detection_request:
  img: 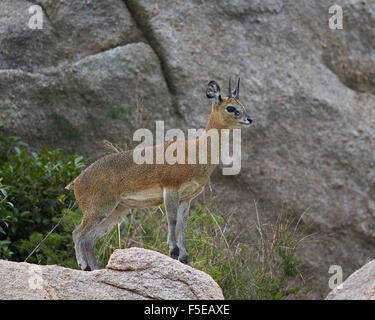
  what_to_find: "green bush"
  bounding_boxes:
[15,209,82,268]
[0,127,85,265]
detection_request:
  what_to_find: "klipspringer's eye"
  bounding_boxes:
[226,106,236,113]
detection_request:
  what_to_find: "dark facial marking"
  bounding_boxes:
[226,105,241,118]
[226,106,236,113]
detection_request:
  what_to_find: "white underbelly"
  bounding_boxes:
[121,186,162,202]
[120,181,203,208]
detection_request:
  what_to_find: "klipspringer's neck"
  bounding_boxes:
[197,105,232,165]
[205,105,229,131]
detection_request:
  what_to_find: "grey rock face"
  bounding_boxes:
[0,247,224,300]
[35,0,143,63]
[0,0,142,71]
[63,42,176,128]
[0,0,374,298]
[0,0,178,156]
[0,0,59,71]
[326,260,375,300]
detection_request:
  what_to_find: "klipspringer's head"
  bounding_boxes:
[206,77,253,129]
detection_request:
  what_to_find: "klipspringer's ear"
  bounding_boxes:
[206,81,222,104]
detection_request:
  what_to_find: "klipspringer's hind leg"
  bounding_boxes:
[73,223,101,271]
[76,202,131,270]
[73,200,118,271]
[93,202,130,244]
[177,200,191,264]
[163,188,180,260]
[73,224,91,271]
[79,229,100,271]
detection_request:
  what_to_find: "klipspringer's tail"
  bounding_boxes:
[65,181,74,190]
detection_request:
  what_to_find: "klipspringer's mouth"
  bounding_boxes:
[237,121,252,127]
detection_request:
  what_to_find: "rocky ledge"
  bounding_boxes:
[0,247,224,300]
[326,260,375,300]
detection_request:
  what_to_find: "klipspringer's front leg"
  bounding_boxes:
[177,200,191,264]
[163,188,180,260]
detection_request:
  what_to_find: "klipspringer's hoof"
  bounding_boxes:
[179,256,188,264]
[170,247,180,260]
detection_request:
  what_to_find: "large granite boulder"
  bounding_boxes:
[0,247,224,300]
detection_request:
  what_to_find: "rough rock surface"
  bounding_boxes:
[0,0,142,71]
[0,247,224,300]
[0,0,374,298]
[0,0,180,156]
[326,260,375,300]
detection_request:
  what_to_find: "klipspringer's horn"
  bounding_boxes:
[235,77,240,99]
[228,77,240,99]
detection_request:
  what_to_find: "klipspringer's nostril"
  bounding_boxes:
[247,116,253,123]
